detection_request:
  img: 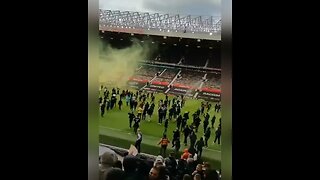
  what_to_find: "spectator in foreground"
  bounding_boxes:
[148,165,169,180]
[181,148,191,160]
[193,173,201,180]
[99,151,118,180]
[105,167,125,180]
[183,174,192,180]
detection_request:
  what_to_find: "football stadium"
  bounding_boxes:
[98,9,222,180]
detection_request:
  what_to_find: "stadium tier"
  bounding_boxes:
[100,30,221,101]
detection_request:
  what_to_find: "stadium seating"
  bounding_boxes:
[134,65,164,79]
[203,73,221,89]
[173,70,205,88]
[153,68,179,83]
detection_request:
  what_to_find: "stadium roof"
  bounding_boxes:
[99,9,221,40]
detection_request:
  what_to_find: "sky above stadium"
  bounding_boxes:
[99,0,221,16]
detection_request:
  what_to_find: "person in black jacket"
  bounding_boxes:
[214,126,221,145]
[142,102,149,121]
[128,112,135,128]
[165,152,177,179]
[172,128,180,148]
[181,117,187,131]
[133,116,140,135]
[195,137,205,158]
[100,103,105,117]
[118,99,123,110]
[194,116,201,133]
[183,111,189,120]
[135,129,143,153]
[147,103,155,121]
[175,159,187,180]
[98,96,102,104]
[158,106,164,124]
[122,155,145,180]
[204,127,211,147]
[168,107,174,120]
[203,113,209,133]
[110,94,117,109]
[164,119,169,134]
[189,131,197,155]
[183,125,191,146]
[174,139,181,158]
[106,99,111,111]
[201,103,205,115]
[211,114,216,128]
[214,103,218,112]
[176,114,182,131]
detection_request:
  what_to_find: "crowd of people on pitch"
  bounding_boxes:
[100,148,221,180]
[99,86,153,118]
[147,101,221,161]
[99,86,222,158]
[99,88,222,179]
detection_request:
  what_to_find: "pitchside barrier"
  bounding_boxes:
[127,80,147,89]
[144,81,169,93]
[196,87,221,101]
[100,143,157,160]
[167,86,195,97]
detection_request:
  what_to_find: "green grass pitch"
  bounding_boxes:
[99,89,221,167]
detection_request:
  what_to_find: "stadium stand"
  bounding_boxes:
[203,73,221,89]
[173,70,205,88]
[98,9,222,180]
